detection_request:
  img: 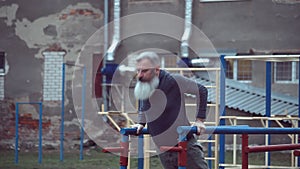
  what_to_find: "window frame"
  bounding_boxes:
[226,59,252,83]
[274,61,299,84]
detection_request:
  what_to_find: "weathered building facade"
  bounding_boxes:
[0,0,299,149]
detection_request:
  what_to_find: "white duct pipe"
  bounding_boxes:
[107,0,120,61]
[181,0,193,58]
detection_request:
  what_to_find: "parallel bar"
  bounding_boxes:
[247,144,300,153]
[38,103,43,164]
[15,102,43,104]
[219,55,226,169]
[122,126,300,135]
[15,102,43,164]
[80,66,86,160]
[138,135,144,169]
[242,134,249,169]
[64,62,85,68]
[224,55,300,62]
[207,136,212,169]
[60,63,65,161]
[120,128,149,135]
[205,126,300,134]
[266,61,272,167]
[15,103,19,164]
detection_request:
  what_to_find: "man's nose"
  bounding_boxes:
[137,72,143,79]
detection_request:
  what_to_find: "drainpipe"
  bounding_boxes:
[103,0,120,80]
[102,0,109,113]
[107,0,120,62]
[101,0,120,112]
[181,0,193,63]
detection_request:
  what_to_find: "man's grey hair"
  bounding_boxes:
[135,51,161,67]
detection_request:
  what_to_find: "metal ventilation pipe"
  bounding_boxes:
[181,0,193,58]
[107,0,120,61]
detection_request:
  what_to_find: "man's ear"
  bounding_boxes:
[155,67,160,76]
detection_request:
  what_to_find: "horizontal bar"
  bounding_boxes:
[178,126,300,135]
[120,128,150,135]
[64,62,85,68]
[121,126,300,135]
[163,67,221,71]
[102,147,124,153]
[16,102,42,105]
[160,146,183,152]
[247,144,300,153]
[224,55,300,62]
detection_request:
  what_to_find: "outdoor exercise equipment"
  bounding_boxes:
[220,55,300,168]
[61,63,86,161]
[107,126,300,169]
[100,54,300,168]
[15,102,43,164]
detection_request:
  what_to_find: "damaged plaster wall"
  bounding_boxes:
[0,1,105,150]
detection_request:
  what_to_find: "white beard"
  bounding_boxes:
[134,76,159,100]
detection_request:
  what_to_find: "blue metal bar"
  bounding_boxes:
[121,134,129,169]
[266,61,271,167]
[62,63,86,161]
[219,55,226,168]
[207,135,212,169]
[15,103,19,164]
[102,0,109,113]
[15,102,43,164]
[38,103,43,164]
[138,135,144,169]
[120,128,149,135]
[60,63,66,161]
[122,126,300,135]
[80,66,86,160]
[16,102,43,104]
[64,63,85,68]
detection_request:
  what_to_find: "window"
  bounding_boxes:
[226,59,252,82]
[275,61,299,83]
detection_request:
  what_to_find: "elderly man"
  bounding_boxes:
[133,51,208,169]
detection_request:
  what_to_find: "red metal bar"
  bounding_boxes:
[160,141,188,168]
[102,147,124,153]
[102,141,129,167]
[294,150,300,156]
[242,134,249,169]
[178,141,187,167]
[160,146,183,152]
[241,134,300,169]
[247,144,300,153]
[120,142,129,166]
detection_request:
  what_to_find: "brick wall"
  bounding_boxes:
[42,51,65,101]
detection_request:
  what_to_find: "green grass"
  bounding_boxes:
[0,149,294,169]
[224,150,292,167]
[0,148,163,169]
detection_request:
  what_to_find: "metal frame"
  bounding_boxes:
[15,102,43,164]
[220,55,300,168]
[60,63,86,161]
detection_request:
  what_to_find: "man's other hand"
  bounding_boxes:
[130,124,144,135]
[192,119,206,135]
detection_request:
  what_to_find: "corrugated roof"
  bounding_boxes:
[195,77,299,117]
